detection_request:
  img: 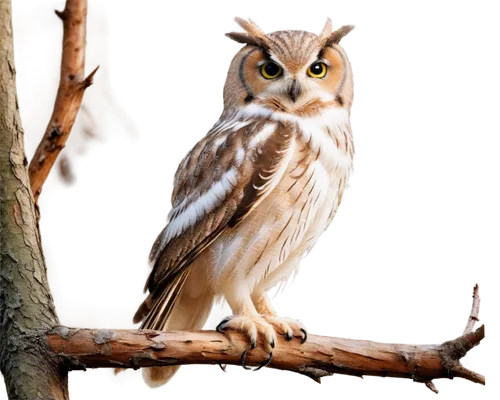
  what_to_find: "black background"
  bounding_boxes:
[3,1,490,400]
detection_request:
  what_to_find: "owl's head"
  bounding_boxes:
[223,18,354,116]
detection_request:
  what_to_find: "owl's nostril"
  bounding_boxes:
[288,79,301,103]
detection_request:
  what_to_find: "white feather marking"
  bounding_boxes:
[249,123,276,149]
[253,175,277,191]
[161,167,238,246]
[241,103,302,123]
[232,120,252,132]
[224,176,234,193]
[211,115,241,135]
[295,108,351,172]
[213,135,227,148]
[239,104,274,120]
[310,160,331,198]
[253,138,296,192]
[235,148,245,165]
[193,195,206,219]
[316,92,336,102]
[226,168,239,186]
[258,172,273,181]
[240,105,351,172]
[239,103,348,126]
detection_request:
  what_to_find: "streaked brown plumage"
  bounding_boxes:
[132,17,355,387]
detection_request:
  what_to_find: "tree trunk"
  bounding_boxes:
[0,1,68,398]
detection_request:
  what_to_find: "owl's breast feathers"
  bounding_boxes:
[138,108,352,328]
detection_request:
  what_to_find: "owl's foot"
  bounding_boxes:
[262,315,308,344]
[216,314,277,352]
[216,314,276,370]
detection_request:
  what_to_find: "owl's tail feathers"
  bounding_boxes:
[106,368,137,385]
[143,365,180,388]
[139,295,181,390]
[133,294,152,324]
[141,282,215,388]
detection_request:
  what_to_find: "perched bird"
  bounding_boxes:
[133,17,355,387]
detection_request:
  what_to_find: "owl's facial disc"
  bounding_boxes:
[240,46,345,112]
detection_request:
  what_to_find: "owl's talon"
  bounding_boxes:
[261,314,307,344]
[300,328,308,344]
[270,339,275,348]
[216,317,230,333]
[240,348,273,371]
[218,363,227,372]
[254,352,273,371]
[250,340,257,350]
[240,349,253,370]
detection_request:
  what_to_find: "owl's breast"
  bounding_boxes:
[207,109,353,292]
[282,116,353,250]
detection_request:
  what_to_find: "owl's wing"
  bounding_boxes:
[137,118,295,329]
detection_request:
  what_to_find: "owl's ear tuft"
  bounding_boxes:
[319,18,357,46]
[227,17,271,48]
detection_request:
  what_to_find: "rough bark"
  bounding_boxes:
[0,1,68,399]
[46,324,484,391]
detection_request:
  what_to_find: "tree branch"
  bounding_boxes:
[46,288,485,390]
[28,0,97,205]
[47,327,485,385]
[461,282,482,335]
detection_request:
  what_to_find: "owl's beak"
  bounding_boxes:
[288,80,302,103]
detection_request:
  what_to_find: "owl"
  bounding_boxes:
[133,17,354,387]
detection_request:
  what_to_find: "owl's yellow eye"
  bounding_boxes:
[260,62,282,79]
[307,62,327,78]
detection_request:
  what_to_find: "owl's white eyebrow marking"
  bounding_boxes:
[161,167,239,246]
[317,58,331,67]
[256,58,284,69]
[269,53,286,70]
